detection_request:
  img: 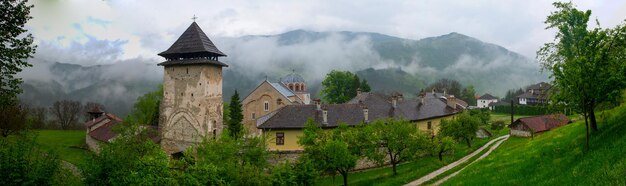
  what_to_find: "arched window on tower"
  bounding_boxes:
[289,84,294,91]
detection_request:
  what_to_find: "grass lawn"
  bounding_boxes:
[316,127,510,186]
[442,105,626,185]
[34,130,93,167]
[489,113,536,123]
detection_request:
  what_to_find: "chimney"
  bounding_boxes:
[446,95,456,109]
[322,106,328,125]
[356,88,362,96]
[443,89,447,96]
[419,93,425,105]
[432,89,435,94]
[314,99,321,110]
[362,105,369,123]
[392,96,397,108]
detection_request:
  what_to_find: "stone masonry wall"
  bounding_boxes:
[160,64,224,154]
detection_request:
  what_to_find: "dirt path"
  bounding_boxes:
[404,135,510,186]
[432,136,509,185]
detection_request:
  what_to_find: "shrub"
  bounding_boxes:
[491,120,505,130]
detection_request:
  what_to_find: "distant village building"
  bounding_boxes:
[241,71,311,136]
[477,93,498,109]
[256,90,467,151]
[517,82,552,105]
[509,114,569,137]
[157,22,228,154]
[84,106,123,153]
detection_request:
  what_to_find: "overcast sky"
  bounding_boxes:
[26,0,626,65]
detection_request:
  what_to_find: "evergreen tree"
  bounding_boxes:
[0,0,35,107]
[227,90,243,138]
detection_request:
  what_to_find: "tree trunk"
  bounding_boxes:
[589,107,598,132]
[583,113,589,151]
[438,149,444,161]
[341,171,348,186]
[392,162,398,175]
[466,138,471,147]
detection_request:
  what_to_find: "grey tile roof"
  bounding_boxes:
[280,73,305,84]
[270,82,296,98]
[158,22,226,59]
[258,92,463,129]
[478,93,498,100]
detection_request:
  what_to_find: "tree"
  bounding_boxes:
[538,2,626,138]
[430,136,455,161]
[0,103,28,137]
[227,90,243,138]
[369,119,428,175]
[425,78,462,97]
[439,112,480,147]
[321,70,369,104]
[360,79,371,92]
[461,85,477,106]
[50,100,82,130]
[299,120,359,186]
[28,106,47,129]
[129,85,162,126]
[0,0,35,107]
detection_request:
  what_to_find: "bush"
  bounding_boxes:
[0,133,61,185]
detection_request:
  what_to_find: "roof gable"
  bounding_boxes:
[478,93,498,100]
[158,22,226,59]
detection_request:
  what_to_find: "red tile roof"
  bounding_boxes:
[87,113,123,142]
[513,114,569,133]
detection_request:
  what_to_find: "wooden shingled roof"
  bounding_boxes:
[158,22,226,60]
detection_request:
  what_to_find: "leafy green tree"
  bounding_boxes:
[425,78,462,97]
[270,162,297,186]
[321,70,369,104]
[469,109,490,125]
[439,112,480,147]
[227,90,243,138]
[360,79,372,92]
[368,119,428,175]
[299,120,359,186]
[430,136,455,161]
[129,85,162,126]
[0,133,60,185]
[538,2,626,138]
[0,0,35,107]
[461,85,477,106]
[185,133,269,185]
[83,122,173,185]
[292,156,319,186]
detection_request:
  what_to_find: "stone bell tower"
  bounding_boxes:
[157,21,228,154]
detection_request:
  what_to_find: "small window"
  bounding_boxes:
[252,113,256,120]
[427,121,432,130]
[276,132,284,145]
[264,101,269,111]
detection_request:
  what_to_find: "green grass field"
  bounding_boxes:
[489,113,535,123]
[442,105,626,185]
[317,127,509,186]
[34,130,93,167]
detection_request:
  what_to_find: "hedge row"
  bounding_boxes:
[493,105,550,115]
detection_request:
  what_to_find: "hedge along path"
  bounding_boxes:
[404,135,510,186]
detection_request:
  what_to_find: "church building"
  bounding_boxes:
[157,21,228,154]
[241,71,311,136]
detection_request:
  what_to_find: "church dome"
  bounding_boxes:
[280,72,305,84]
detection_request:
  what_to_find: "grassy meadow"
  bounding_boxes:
[442,105,626,185]
[34,130,93,167]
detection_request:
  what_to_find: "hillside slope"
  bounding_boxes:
[442,105,626,185]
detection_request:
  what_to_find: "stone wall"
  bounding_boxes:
[510,129,531,137]
[160,64,224,154]
[85,134,101,154]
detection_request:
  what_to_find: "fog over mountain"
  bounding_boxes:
[19,30,549,116]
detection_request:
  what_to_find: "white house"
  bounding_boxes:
[477,93,498,109]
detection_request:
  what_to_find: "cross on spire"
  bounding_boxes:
[192,15,198,22]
